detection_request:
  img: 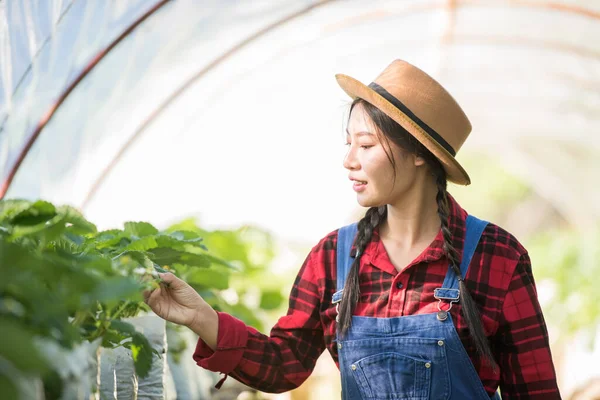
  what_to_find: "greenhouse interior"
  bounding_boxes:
[1,0,599,399]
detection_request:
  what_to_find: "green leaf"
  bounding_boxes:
[201,253,237,270]
[124,222,158,238]
[186,267,230,290]
[93,230,128,249]
[109,320,137,335]
[131,332,154,379]
[0,317,50,374]
[5,200,56,226]
[149,247,211,268]
[8,206,95,243]
[125,236,158,252]
[58,206,97,235]
[167,230,204,242]
[110,321,155,378]
[89,277,142,305]
[259,290,285,310]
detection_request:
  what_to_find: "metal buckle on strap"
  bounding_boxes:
[332,289,344,304]
[332,290,344,322]
[434,288,460,321]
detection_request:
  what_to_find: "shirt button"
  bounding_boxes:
[438,340,444,346]
[395,281,403,289]
[351,364,357,371]
[337,343,342,349]
[425,362,431,369]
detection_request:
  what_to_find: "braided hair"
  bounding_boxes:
[337,98,497,369]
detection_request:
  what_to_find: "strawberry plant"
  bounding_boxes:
[0,199,283,399]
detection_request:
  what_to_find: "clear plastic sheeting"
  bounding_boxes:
[0,0,599,241]
[0,0,163,185]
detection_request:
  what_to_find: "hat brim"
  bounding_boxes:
[336,73,471,186]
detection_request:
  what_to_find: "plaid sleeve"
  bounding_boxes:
[193,247,326,393]
[496,252,562,399]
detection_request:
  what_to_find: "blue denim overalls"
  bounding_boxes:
[332,215,501,399]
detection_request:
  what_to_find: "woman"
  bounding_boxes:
[145,60,561,399]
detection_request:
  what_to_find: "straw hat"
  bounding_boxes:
[336,60,472,185]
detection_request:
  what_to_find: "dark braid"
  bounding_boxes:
[435,173,497,370]
[337,205,387,336]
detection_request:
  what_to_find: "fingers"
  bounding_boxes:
[158,272,182,288]
[143,288,153,304]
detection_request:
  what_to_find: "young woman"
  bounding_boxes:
[145,60,561,399]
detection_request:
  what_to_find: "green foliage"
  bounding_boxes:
[0,200,283,398]
[165,219,286,332]
[527,226,600,340]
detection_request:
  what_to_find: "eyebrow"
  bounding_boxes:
[345,129,375,137]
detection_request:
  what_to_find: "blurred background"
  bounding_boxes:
[1,0,599,398]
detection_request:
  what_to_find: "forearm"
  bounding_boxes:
[186,301,219,350]
[192,312,325,393]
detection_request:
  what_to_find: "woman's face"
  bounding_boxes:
[344,103,424,208]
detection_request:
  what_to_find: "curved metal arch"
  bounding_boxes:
[0,0,172,199]
[78,0,598,207]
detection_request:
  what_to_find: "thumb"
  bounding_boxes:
[158,272,185,288]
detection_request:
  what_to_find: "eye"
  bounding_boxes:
[360,145,373,150]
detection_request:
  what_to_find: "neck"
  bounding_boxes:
[380,177,442,250]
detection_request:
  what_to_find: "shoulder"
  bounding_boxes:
[473,219,529,287]
[303,223,358,272]
[479,220,528,262]
[295,227,349,296]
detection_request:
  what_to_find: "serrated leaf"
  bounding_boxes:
[149,247,211,268]
[92,229,127,249]
[155,233,207,251]
[9,200,56,226]
[58,206,97,235]
[124,222,158,238]
[131,332,154,378]
[125,236,158,251]
[110,321,154,378]
[110,320,137,335]
[122,251,155,270]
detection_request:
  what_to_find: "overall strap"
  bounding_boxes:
[434,215,488,300]
[333,223,358,303]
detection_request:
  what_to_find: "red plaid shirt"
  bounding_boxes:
[193,194,561,399]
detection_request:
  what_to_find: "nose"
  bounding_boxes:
[343,146,359,170]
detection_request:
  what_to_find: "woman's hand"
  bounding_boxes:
[144,272,205,327]
[144,272,219,349]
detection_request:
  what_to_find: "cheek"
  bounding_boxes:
[364,158,396,187]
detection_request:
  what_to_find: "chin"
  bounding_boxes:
[356,195,383,209]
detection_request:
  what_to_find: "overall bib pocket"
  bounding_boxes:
[349,352,432,399]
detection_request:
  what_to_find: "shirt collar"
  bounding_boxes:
[349,193,468,273]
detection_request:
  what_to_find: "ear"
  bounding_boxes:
[413,154,426,167]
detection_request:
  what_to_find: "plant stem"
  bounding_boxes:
[111,300,131,321]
